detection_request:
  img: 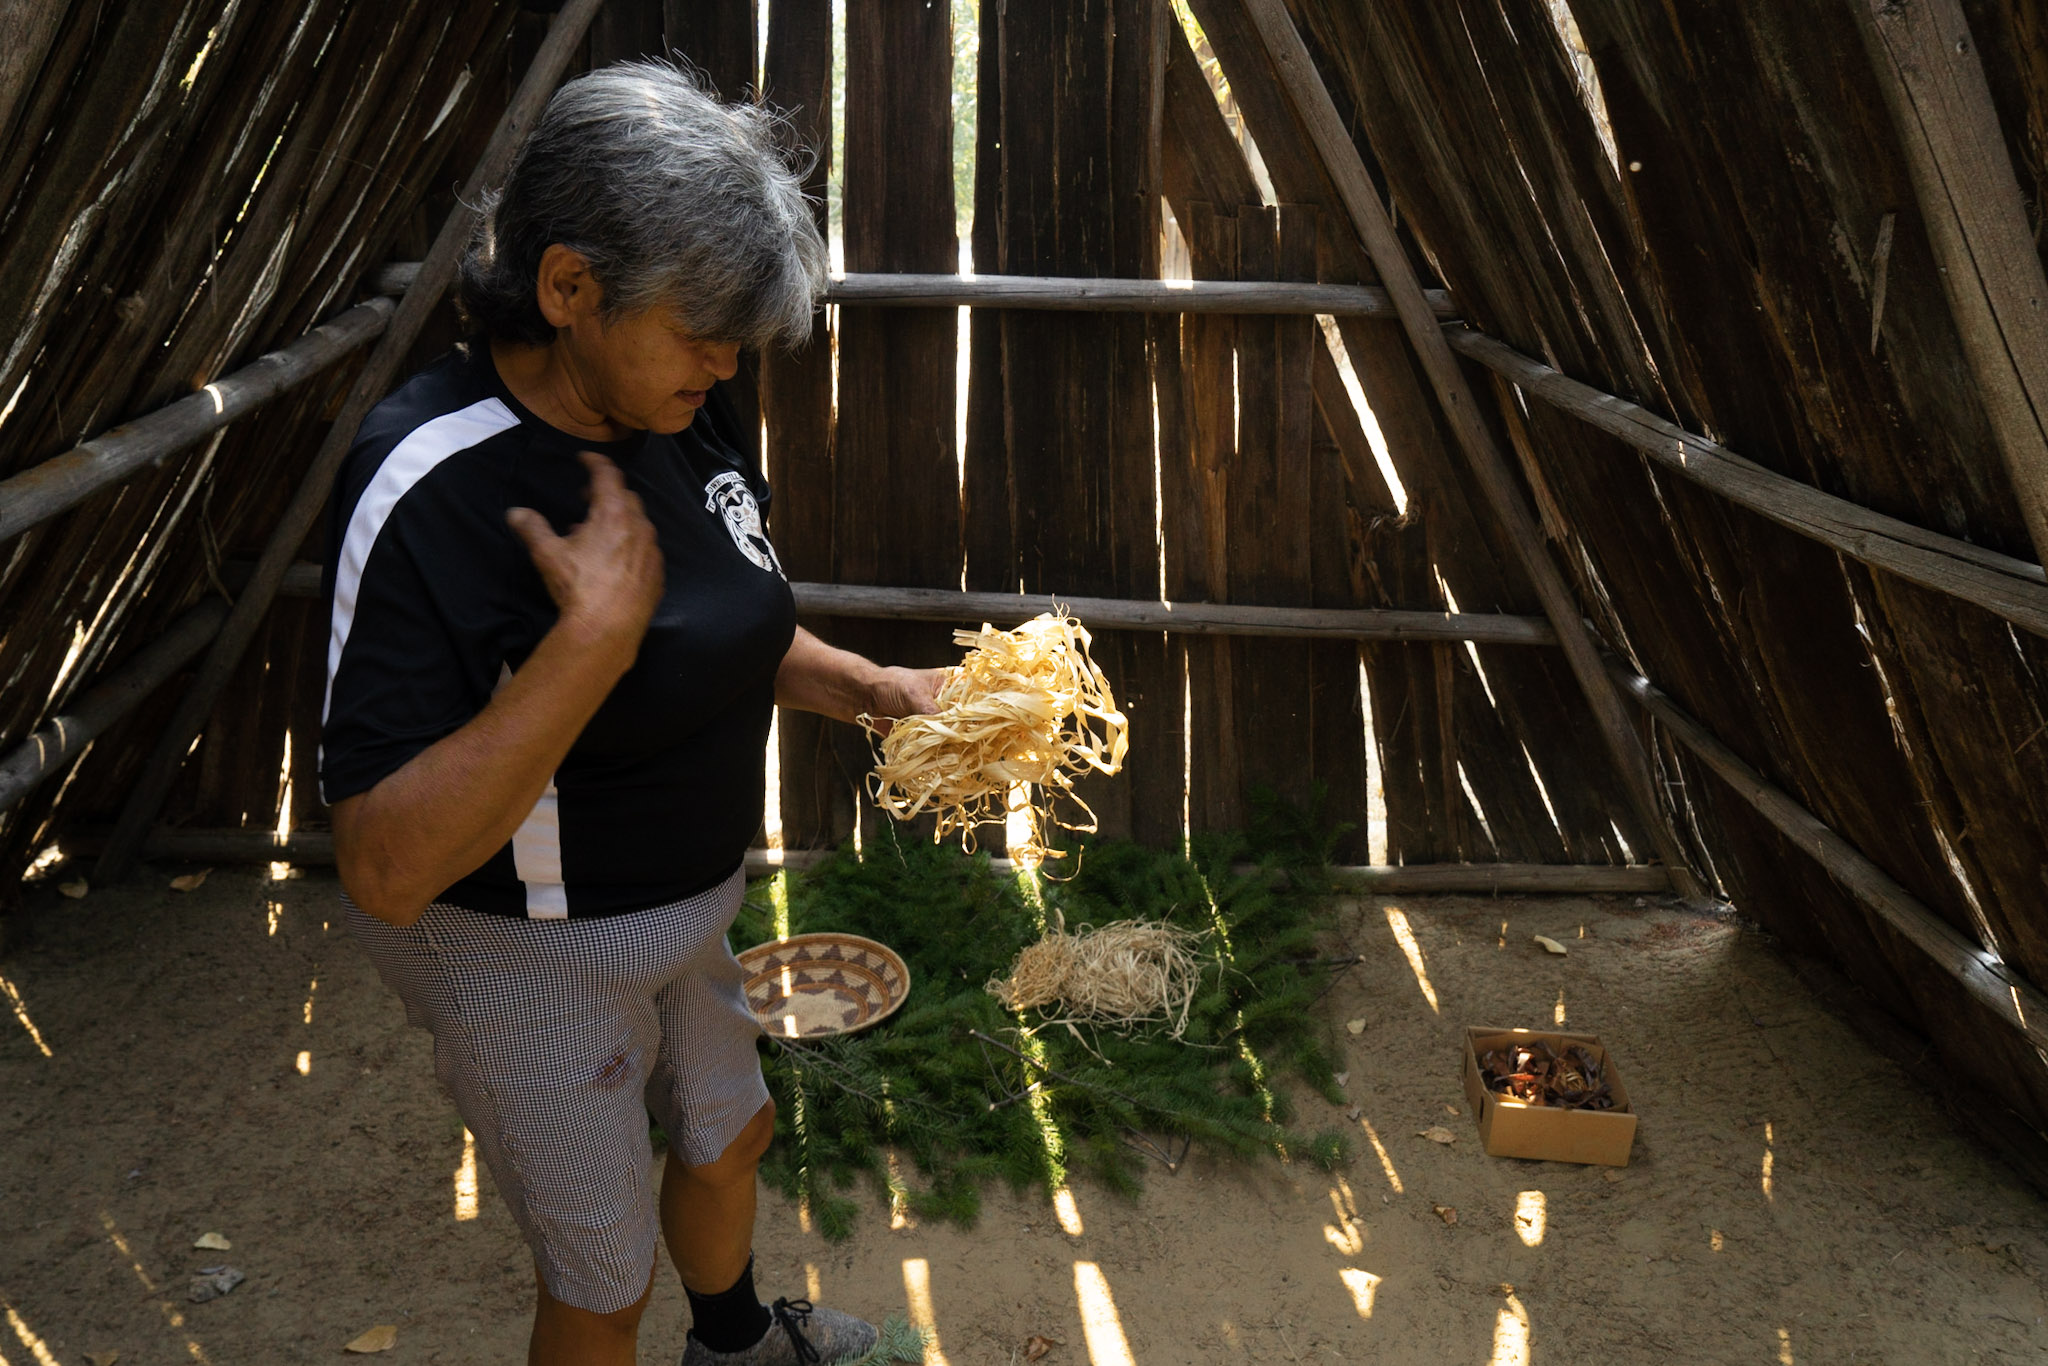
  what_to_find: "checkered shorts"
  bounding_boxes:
[345,864,769,1313]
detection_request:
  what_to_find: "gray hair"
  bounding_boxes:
[459,59,826,349]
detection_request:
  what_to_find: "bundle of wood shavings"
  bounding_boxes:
[988,919,1204,1038]
[862,612,1128,865]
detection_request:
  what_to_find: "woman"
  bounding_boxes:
[320,61,935,1366]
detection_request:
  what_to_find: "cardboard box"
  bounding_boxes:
[1463,1026,1637,1167]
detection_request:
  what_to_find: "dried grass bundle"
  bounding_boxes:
[862,612,1128,864]
[988,920,1205,1038]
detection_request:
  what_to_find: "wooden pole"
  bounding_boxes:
[1614,662,2048,1055]
[785,584,1557,644]
[1446,328,2048,632]
[0,298,394,544]
[243,559,1561,643]
[1235,0,1701,896]
[823,271,1442,316]
[368,260,1454,318]
[1855,0,2048,568]
[1325,862,1669,894]
[92,0,611,885]
[0,598,228,815]
[66,824,1669,893]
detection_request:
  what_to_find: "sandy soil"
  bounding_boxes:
[3,863,2046,1366]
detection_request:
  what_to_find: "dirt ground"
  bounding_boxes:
[3,863,2047,1366]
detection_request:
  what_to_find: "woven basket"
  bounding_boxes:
[737,932,912,1040]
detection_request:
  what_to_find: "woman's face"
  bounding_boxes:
[569,303,740,436]
[532,244,741,436]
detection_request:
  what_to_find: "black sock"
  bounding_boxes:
[685,1255,773,1354]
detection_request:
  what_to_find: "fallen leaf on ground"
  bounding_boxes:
[1345,1105,1363,1122]
[192,1231,231,1251]
[169,868,212,892]
[1345,1018,1366,1035]
[1023,1335,1062,1361]
[86,1353,119,1366]
[57,879,87,899]
[1602,1169,1624,1183]
[345,1325,398,1354]
[1443,1104,1460,1116]
[1333,1071,1349,1087]
[1433,1204,1459,1226]
[1532,934,1568,955]
[1417,1126,1457,1144]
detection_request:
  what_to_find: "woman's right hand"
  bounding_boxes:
[505,451,664,668]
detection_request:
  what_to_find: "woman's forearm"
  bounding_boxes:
[773,625,883,723]
[774,627,947,733]
[331,619,633,925]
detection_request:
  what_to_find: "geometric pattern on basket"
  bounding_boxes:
[735,931,912,1039]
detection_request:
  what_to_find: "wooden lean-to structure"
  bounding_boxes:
[4,0,2048,1177]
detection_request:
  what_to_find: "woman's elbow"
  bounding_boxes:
[335,855,426,927]
[331,798,427,927]
[340,873,428,928]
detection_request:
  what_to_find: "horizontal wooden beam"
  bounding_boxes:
[788,583,1557,644]
[368,260,1455,318]
[59,826,1659,894]
[1612,660,2048,1054]
[254,562,1557,645]
[0,598,227,814]
[0,299,394,544]
[1327,862,1670,893]
[1448,327,2048,634]
[822,272,1445,316]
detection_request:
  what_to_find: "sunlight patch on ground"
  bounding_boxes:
[1053,1187,1084,1236]
[97,1212,210,1361]
[1382,906,1440,1013]
[901,1259,949,1366]
[1337,1268,1380,1319]
[1073,1262,1136,1366]
[1356,1116,1403,1192]
[1514,1191,1547,1247]
[454,1129,478,1222]
[4,1301,61,1366]
[1491,1290,1530,1366]
[0,974,52,1057]
[1324,1178,1365,1255]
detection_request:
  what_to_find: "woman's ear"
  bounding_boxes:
[534,243,604,330]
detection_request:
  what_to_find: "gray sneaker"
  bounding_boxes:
[681,1298,879,1366]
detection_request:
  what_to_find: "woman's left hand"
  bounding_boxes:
[865,666,947,736]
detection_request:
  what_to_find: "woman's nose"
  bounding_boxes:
[705,340,741,381]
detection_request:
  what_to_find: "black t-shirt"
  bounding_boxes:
[319,342,796,918]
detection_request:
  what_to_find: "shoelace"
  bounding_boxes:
[768,1297,821,1365]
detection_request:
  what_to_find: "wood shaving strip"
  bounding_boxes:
[863,613,1128,863]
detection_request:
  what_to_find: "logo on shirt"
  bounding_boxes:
[704,471,784,577]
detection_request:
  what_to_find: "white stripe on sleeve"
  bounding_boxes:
[322,397,519,726]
